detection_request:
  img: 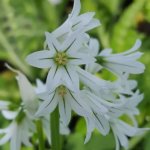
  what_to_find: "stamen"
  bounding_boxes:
[54,52,68,66]
[58,85,67,97]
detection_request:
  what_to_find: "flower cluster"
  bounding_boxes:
[0,0,148,150]
[0,66,69,150]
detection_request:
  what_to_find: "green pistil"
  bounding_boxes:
[54,52,68,66]
[58,85,67,97]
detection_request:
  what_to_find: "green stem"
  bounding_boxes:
[36,119,45,150]
[50,107,61,150]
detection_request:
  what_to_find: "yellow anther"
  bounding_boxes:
[58,85,67,97]
[54,52,68,65]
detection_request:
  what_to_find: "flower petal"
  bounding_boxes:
[26,50,54,68]
[36,92,58,116]
[2,110,18,120]
[58,97,71,126]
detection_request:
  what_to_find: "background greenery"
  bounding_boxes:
[0,0,150,149]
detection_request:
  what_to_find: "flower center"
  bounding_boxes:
[54,52,68,66]
[58,85,67,97]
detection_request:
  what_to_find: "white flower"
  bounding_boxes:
[36,83,92,126]
[80,90,110,143]
[5,64,39,117]
[114,73,137,95]
[77,67,117,101]
[26,32,95,92]
[35,79,47,94]
[96,39,145,76]
[80,89,123,143]
[51,0,100,42]
[0,101,35,150]
[0,117,35,150]
[110,119,147,150]
[35,80,70,143]
[106,92,143,120]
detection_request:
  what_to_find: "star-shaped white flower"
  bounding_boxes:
[26,32,95,92]
[36,82,92,126]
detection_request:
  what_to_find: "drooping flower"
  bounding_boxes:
[85,38,145,76]
[0,118,35,150]
[96,39,145,76]
[51,0,100,42]
[110,119,147,150]
[36,82,92,126]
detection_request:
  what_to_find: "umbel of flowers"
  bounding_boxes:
[0,0,148,150]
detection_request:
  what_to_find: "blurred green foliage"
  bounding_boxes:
[0,0,150,149]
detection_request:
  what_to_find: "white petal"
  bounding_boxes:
[82,91,108,113]
[21,130,32,147]
[46,65,63,92]
[69,52,95,65]
[35,79,46,94]
[0,100,9,110]
[77,67,115,99]
[67,33,90,54]
[26,50,54,68]
[0,133,11,145]
[16,72,38,115]
[86,63,102,74]
[59,97,72,126]
[84,117,94,144]
[61,29,83,52]
[63,65,79,92]
[6,64,38,116]
[66,91,90,117]
[10,127,21,150]
[36,92,58,116]
[114,133,120,150]
[89,38,100,55]
[45,32,60,51]
[99,48,112,56]
[60,122,70,135]
[42,117,51,144]
[94,113,110,135]
[69,0,81,18]
[117,132,128,148]
[82,19,100,32]
[2,110,18,120]
[72,12,95,29]
[121,39,142,55]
